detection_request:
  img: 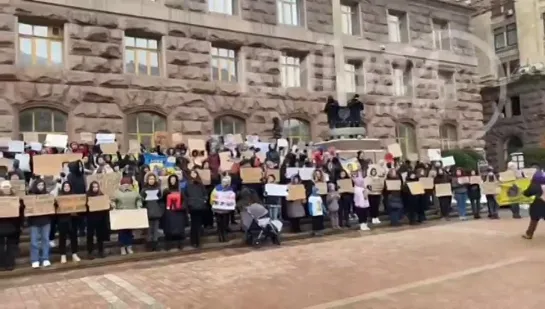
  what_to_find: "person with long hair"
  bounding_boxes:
[522,171,545,239]
[184,170,208,248]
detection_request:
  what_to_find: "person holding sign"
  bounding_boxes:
[263,174,282,221]
[0,181,21,271]
[353,177,370,231]
[162,175,186,251]
[452,168,469,220]
[210,176,236,243]
[112,176,143,255]
[402,171,421,225]
[434,168,452,219]
[308,186,325,236]
[337,170,353,228]
[483,168,500,219]
[521,171,545,239]
[27,179,53,269]
[184,170,208,248]
[55,182,82,264]
[367,167,383,225]
[140,174,165,252]
[384,169,403,226]
[85,181,109,259]
[286,175,306,233]
[467,169,482,219]
[326,183,341,229]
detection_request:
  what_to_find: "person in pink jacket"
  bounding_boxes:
[353,175,370,231]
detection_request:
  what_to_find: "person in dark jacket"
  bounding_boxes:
[140,173,164,251]
[162,175,186,251]
[434,168,452,220]
[263,174,282,221]
[0,181,21,271]
[337,170,353,227]
[7,159,25,181]
[347,94,364,128]
[85,181,109,259]
[55,181,81,264]
[28,178,53,269]
[324,95,339,128]
[67,160,87,237]
[467,169,482,219]
[402,171,420,225]
[265,143,281,168]
[384,169,403,226]
[184,170,208,248]
[522,171,545,239]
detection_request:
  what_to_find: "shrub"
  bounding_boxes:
[520,148,545,168]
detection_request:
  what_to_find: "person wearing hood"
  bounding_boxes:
[347,94,364,128]
[140,173,164,251]
[137,165,151,193]
[27,178,53,269]
[402,171,421,225]
[483,167,499,219]
[434,168,452,220]
[8,159,25,181]
[55,181,81,264]
[210,175,236,242]
[265,143,281,168]
[286,175,306,233]
[67,159,86,237]
[112,176,143,255]
[367,166,383,225]
[184,170,208,248]
[308,185,326,236]
[452,168,468,220]
[384,169,403,226]
[521,171,545,239]
[353,174,370,230]
[162,174,186,251]
[0,181,21,271]
[85,181,109,259]
[324,95,339,129]
[467,169,482,219]
[94,155,114,174]
[337,170,353,228]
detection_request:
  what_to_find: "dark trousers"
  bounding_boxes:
[438,196,452,218]
[510,204,521,218]
[470,198,481,218]
[486,195,499,218]
[86,215,107,255]
[165,235,183,250]
[405,201,417,224]
[389,208,403,226]
[354,207,369,224]
[0,234,17,270]
[311,216,324,232]
[368,195,381,218]
[339,199,351,226]
[190,211,204,247]
[49,218,57,241]
[290,218,301,233]
[58,218,79,255]
[215,213,229,242]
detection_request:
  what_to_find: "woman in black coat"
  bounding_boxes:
[162,174,186,251]
[522,172,545,239]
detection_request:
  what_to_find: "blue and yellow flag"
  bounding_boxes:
[496,178,534,206]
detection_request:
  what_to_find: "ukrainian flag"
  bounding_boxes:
[496,178,535,206]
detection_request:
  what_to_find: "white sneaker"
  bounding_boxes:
[374,218,381,224]
[60,255,67,264]
[359,223,370,231]
[49,240,56,248]
[31,262,40,269]
[72,253,81,262]
[126,246,134,255]
[42,260,51,267]
[120,247,127,255]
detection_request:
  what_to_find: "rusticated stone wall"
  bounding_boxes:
[481,76,545,168]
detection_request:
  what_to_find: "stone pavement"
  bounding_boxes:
[1,218,544,309]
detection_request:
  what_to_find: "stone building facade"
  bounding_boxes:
[0,0,483,155]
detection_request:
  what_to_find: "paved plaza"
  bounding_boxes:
[1,218,544,309]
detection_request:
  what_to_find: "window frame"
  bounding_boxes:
[124,36,160,76]
[438,70,456,100]
[277,0,299,26]
[506,23,517,46]
[19,108,68,143]
[387,10,408,43]
[439,123,458,150]
[432,18,451,51]
[127,112,167,148]
[211,46,238,83]
[17,22,64,67]
[280,54,302,88]
[208,0,234,15]
[213,116,246,136]
[283,118,311,146]
[395,122,417,156]
[494,28,506,50]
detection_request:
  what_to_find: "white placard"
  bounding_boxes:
[298,168,315,180]
[285,167,299,178]
[277,138,288,148]
[45,134,68,148]
[30,142,42,151]
[144,189,159,201]
[15,153,30,172]
[427,148,442,161]
[246,135,259,144]
[212,190,236,211]
[265,184,288,197]
[441,156,455,167]
[96,133,115,145]
[8,140,24,153]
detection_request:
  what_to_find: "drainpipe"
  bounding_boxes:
[331,0,347,106]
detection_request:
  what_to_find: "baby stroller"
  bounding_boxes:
[241,203,282,247]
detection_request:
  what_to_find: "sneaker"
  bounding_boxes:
[42,260,51,267]
[373,218,381,224]
[72,254,81,262]
[31,262,40,269]
[49,240,56,248]
[126,246,134,255]
[60,255,67,264]
[359,223,370,231]
[120,247,127,255]
[522,234,532,240]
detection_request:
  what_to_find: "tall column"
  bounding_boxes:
[331,0,347,106]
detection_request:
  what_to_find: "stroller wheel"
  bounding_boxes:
[252,238,261,247]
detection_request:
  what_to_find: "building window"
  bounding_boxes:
[345,62,357,93]
[506,23,517,46]
[504,136,523,162]
[340,3,359,35]
[494,28,505,50]
[392,64,412,96]
[18,23,63,67]
[280,54,302,88]
[283,118,311,145]
[214,115,246,136]
[127,112,166,148]
[19,108,67,142]
[440,123,458,150]
[510,95,521,116]
[208,0,233,15]
[387,10,408,43]
[125,36,160,76]
[395,122,417,156]
[439,70,456,100]
[432,19,450,50]
[277,0,299,26]
[509,59,520,75]
[211,47,237,82]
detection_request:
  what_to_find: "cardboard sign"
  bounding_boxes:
[481,182,499,195]
[0,158,13,170]
[80,132,94,144]
[287,184,306,201]
[86,172,122,198]
[109,209,149,230]
[387,143,402,158]
[23,132,39,143]
[171,133,184,146]
[499,170,516,182]
[265,184,288,196]
[369,177,384,192]
[315,182,328,195]
[427,148,441,161]
[419,177,434,190]
[408,182,424,195]
[457,176,469,184]
[435,183,452,197]
[469,176,482,184]
[407,153,419,162]
[522,168,537,179]
[0,196,20,218]
[9,180,26,197]
[33,153,82,176]
[23,195,55,217]
[338,178,354,193]
[265,169,280,183]
[219,151,233,172]
[153,131,169,149]
[87,195,111,212]
[386,180,401,191]
[100,143,118,155]
[128,139,140,153]
[241,151,253,159]
[188,139,206,153]
[56,194,87,214]
[196,169,211,185]
[240,167,262,183]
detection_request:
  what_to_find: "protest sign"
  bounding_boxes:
[23,195,55,217]
[56,195,87,214]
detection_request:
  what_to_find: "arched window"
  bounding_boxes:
[127,112,166,148]
[19,108,67,142]
[504,136,524,167]
[283,118,311,145]
[440,123,458,150]
[395,122,417,156]
[213,115,246,136]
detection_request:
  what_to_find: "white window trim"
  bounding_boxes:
[431,19,451,51]
[280,54,302,88]
[210,46,238,83]
[208,0,234,15]
[277,0,300,26]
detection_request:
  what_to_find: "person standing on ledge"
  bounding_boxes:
[347,94,364,128]
[324,95,339,129]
